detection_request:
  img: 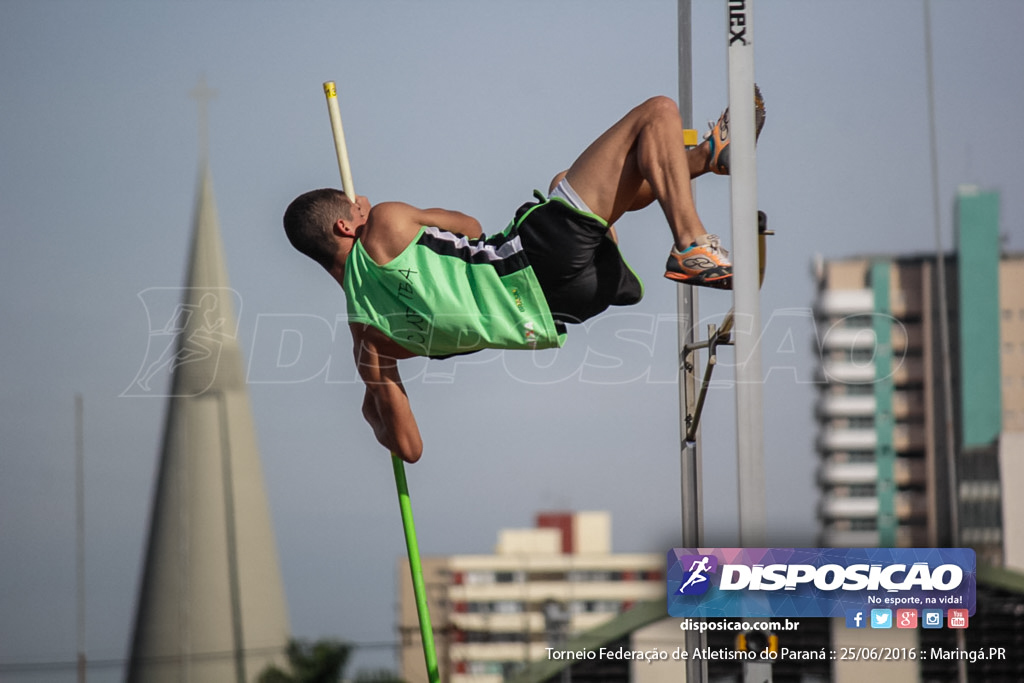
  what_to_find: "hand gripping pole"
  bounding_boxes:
[322,81,440,683]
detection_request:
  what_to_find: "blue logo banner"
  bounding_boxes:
[667,548,975,618]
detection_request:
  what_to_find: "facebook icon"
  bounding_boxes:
[845,609,867,629]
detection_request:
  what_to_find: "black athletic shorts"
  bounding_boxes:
[513,191,643,325]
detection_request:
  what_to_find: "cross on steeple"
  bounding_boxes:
[189,75,217,161]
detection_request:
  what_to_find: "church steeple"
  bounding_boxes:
[127,80,289,682]
[189,74,216,164]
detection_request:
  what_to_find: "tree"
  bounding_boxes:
[258,639,405,683]
[258,639,349,683]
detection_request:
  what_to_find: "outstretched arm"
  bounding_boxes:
[360,203,483,265]
[415,207,483,238]
[351,323,423,463]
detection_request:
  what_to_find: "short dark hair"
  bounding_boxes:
[282,188,352,269]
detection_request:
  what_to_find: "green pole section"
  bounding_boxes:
[871,261,896,547]
[392,455,440,683]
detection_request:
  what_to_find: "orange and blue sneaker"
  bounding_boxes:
[664,234,732,289]
[705,84,766,175]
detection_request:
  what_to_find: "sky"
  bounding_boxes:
[2,0,1023,680]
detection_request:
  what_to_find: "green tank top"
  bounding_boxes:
[343,225,564,357]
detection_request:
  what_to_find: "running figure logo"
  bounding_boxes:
[122,287,242,398]
[677,554,718,596]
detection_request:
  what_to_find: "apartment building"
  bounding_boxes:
[397,511,663,683]
[813,187,1024,682]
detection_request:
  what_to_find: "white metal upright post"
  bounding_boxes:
[726,0,767,550]
[678,3,707,682]
[727,5,771,680]
[677,0,703,560]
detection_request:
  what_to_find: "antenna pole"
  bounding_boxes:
[75,394,86,683]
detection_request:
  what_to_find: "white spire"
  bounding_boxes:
[127,158,290,682]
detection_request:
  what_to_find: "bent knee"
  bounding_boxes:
[640,95,681,124]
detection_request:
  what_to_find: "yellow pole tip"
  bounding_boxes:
[683,129,700,147]
[323,82,337,98]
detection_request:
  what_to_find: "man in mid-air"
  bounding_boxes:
[283,90,765,462]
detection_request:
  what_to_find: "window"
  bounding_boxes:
[467,661,505,674]
[850,349,876,363]
[493,601,523,614]
[849,484,876,497]
[570,600,619,613]
[843,314,873,329]
[567,571,612,582]
[465,571,494,585]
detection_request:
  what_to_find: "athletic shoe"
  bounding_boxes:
[664,234,732,289]
[705,84,766,175]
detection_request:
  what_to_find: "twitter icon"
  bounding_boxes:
[870,609,892,629]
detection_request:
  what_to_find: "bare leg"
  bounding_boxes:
[550,147,710,210]
[622,143,712,213]
[562,97,712,251]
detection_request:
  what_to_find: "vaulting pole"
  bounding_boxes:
[323,81,440,683]
[393,457,441,683]
[324,82,356,203]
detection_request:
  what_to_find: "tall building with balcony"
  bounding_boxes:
[813,187,1022,563]
[813,255,936,550]
[813,187,1024,682]
[396,511,664,683]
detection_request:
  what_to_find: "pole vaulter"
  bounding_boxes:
[323,81,441,683]
[283,59,768,683]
